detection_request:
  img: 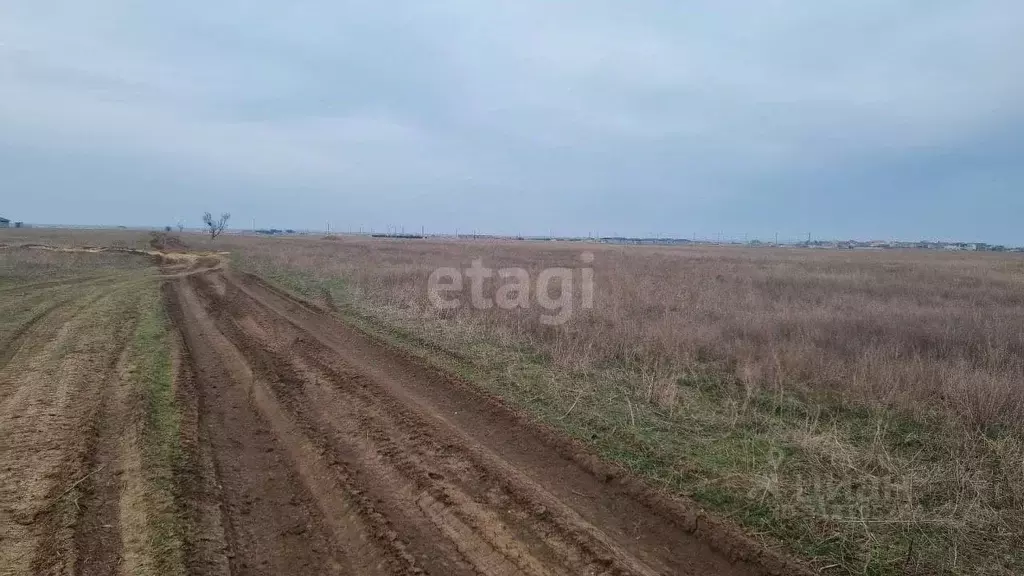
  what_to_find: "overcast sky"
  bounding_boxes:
[2,2,1022,243]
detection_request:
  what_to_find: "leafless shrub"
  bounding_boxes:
[202,212,231,240]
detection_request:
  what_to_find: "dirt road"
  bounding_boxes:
[164,268,797,576]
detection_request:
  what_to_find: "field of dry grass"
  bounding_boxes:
[5,228,1022,574]
[222,233,1024,575]
[224,235,1024,430]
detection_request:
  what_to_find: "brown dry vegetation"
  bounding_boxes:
[5,228,1022,574]
[222,234,1024,575]
[225,235,1024,432]
[0,241,185,575]
[2,230,800,575]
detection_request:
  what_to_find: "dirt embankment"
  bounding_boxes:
[164,268,805,576]
[149,232,189,253]
[0,241,226,276]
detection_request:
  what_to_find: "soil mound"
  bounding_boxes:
[149,232,189,252]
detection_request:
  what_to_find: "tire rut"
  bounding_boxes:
[0,298,71,373]
[0,281,144,410]
[196,275,626,575]
[0,277,132,378]
[166,277,410,576]
[72,286,144,576]
[0,272,121,297]
[234,273,790,574]
[171,268,803,576]
[0,283,143,575]
[166,298,231,576]
[195,276,533,576]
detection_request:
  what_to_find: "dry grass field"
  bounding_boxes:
[3,227,1022,575]
[225,233,1024,575]
[0,229,811,576]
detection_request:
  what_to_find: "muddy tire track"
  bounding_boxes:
[166,268,805,576]
[195,279,530,575]
[167,277,395,576]
[197,275,639,575]
[165,300,232,576]
[232,273,803,574]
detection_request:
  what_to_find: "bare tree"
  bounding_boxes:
[203,212,231,239]
[177,220,185,233]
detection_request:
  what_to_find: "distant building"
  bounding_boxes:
[0,216,10,228]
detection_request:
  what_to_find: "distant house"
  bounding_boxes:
[0,217,10,228]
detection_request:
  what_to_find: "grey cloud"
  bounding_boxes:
[1,1,1022,239]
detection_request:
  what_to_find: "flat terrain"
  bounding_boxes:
[0,234,798,575]
[165,267,785,575]
[0,247,167,575]
[224,233,1024,575]
[3,228,1022,575]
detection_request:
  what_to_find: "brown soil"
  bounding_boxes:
[72,305,141,575]
[0,282,143,575]
[149,232,190,253]
[163,268,806,576]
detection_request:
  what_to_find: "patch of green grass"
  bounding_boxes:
[129,283,186,576]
